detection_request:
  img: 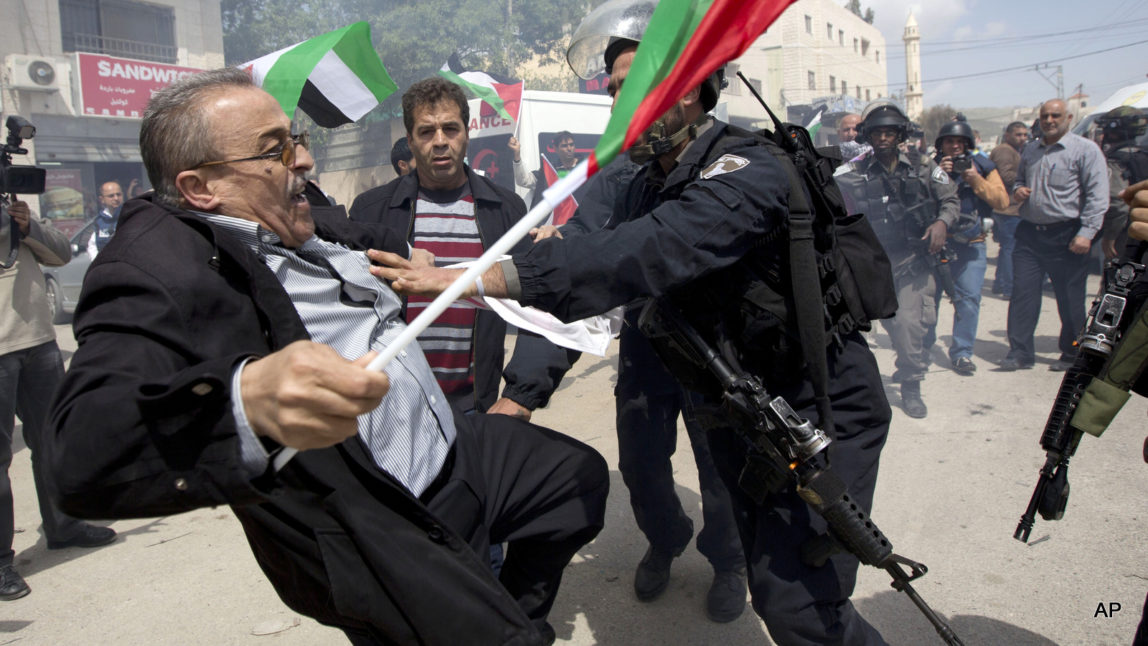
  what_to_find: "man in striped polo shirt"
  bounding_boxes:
[351,78,573,419]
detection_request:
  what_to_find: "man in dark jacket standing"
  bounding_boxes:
[47,68,607,646]
[350,78,571,419]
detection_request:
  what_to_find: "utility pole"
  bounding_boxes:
[1033,64,1064,99]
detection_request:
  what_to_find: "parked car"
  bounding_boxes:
[42,220,96,324]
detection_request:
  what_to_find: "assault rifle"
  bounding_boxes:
[638,299,964,646]
[1014,255,1146,543]
[901,198,963,304]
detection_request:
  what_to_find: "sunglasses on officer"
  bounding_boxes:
[194,132,310,169]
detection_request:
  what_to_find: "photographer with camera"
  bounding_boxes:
[925,117,1009,376]
[1,116,116,601]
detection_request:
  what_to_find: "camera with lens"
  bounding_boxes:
[1,115,47,196]
[950,153,973,174]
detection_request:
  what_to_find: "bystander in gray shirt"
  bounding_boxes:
[1013,131,1109,240]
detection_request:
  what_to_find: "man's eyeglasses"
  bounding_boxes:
[195,132,310,169]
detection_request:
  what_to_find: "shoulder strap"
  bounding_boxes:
[707,126,835,434]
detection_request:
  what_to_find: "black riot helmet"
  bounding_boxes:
[856,100,910,145]
[935,116,976,151]
[1100,106,1148,146]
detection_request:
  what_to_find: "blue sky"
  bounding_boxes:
[860,0,1148,110]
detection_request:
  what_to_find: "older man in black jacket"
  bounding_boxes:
[47,68,606,646]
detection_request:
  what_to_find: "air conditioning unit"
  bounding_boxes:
[4,55,70,92]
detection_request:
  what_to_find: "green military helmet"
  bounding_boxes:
[856,99,910,145]
[1100,106,1148,146]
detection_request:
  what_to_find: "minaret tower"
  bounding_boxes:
[903,11,923,120]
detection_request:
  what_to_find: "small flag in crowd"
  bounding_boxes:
[438,53,524,123]
[805,105,827,139]
[590,0,798,173]
[243,22,397,128]
[540,156,579,225]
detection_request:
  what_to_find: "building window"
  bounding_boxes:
[829,75,836,93]
[866,89,871,101]
[749,78,762,97]
[853,38,859,53]
[805,15,812,34]
[840,78,846,95]
[725,63,741,95]
[827,23,834,39]
[861,39,871,57]
[856,84,861,99]
[60,0,176,63]
[808,71,816,91]
[876,50,880,64]
[839,29,844,46]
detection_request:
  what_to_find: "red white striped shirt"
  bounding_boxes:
[407,185,483,400]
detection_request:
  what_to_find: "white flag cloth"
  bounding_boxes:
[448,258,622,356]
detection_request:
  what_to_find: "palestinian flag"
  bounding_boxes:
[243,22,397,128]
[805,105,827,140]
[589,0,797,174]
[541,156,579,225]
[438,54,523,123]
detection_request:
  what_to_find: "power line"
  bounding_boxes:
[883,38,1148,90]
[886,19,1148,60]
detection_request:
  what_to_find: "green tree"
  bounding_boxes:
[221,0,600,93]
[919,105,959,149]
[843,0,874,24]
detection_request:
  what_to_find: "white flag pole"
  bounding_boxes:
[273,159,592,471]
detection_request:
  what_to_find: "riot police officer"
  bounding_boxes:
[837,101,960,418]
[1099,106,1148,259]
[377,0,897,641]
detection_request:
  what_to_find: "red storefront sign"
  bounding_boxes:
[76,53,203,119]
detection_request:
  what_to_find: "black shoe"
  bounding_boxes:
[705,568,747,623]
[634,539,689,602]
[1049,355,1076,372]
[46,524,117,550]
[998,357,1034,371]
[952,357,976,376]
[0,565,30,601]
[900,382,927,419]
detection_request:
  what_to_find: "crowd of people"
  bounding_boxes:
[2,0,1146,644]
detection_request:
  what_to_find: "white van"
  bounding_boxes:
[1072,82,1148,139]
[464,90,612,217]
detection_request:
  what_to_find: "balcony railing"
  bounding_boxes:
[67,32,176,64]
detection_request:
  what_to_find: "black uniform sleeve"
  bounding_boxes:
[496,185,581,410]
[514,140,790,322]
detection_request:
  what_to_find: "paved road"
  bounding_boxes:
[4,248,1146,645]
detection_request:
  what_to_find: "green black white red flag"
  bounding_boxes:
[438,54,524,124]
[242,22,397,128]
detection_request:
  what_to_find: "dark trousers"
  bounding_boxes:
[1006,221,1092,363]
[615,327,743,572]
[703,334,891,645]
[425,414,609,633]
[0,341,81,567]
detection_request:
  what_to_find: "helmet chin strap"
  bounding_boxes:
[629,113,708,165]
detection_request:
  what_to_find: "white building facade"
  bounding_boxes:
[724,0,887,134]
[1,0,224,228]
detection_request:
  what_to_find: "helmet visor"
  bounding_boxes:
[566,0,658,80]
